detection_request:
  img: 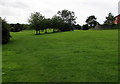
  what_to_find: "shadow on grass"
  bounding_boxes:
[34,31,73,36]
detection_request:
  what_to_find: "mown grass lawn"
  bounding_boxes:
[2,29,118,82]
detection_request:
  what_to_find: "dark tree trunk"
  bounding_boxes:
[36,29,40,35]
[53,29,55,33]
[45,29,47,33]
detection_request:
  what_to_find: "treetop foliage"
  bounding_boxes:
[104,13,114,25]
[57,9,77,25]
[28,10,77,34]
[2,18,11,44]
[86,15,97,28]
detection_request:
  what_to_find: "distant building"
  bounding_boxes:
[113,1,120,24]
[114,14,120,24]
[95,24,114,30]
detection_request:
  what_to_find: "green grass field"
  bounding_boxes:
[2,29,118,82]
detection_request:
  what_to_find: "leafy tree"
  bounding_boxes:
[11,23,23,32]
[57,9,76,31]
[51,15,73,32]
[82,24,89,30]
[62,23,72,31]
[104,13,114,25]
[22,24,30,30]
[0,17,1,44]
[42,18,51,33]
[2,18,11,44]
[28,12,45,35]
[74,24,81,30]
[51,15,64,32]
[86,15,97,28]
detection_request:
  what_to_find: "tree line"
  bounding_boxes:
[1,9,115,44]
[28,10,78,35]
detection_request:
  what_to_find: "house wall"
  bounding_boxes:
[114,15,120,24]
[117,16,120,24]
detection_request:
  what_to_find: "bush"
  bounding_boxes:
[59,23,74,32]
[10,23,24,32]
[23,24,31,30]
[113,24,120,29]
[74,24,81,30]
[82,24,89,30]
[2,19,11,44]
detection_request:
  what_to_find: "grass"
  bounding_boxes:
[2,29,118,82]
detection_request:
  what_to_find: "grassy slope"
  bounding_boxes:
[2,30,118,82]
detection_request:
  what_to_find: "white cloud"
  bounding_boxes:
[0,0,119,24]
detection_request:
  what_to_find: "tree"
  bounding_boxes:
[22,24,30,30]
[28,12,45,35]
[57,9,77,31]
[104,13,114,25]
[42,18,51,33]
[86,15,97,28]
[51,15,64,32]
[11,23,23,32]
[0,17,1,44]
[2,18,11,44]
[74,24,81,30]
[82,24,89,30]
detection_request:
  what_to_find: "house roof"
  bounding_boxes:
[114,14,120,18]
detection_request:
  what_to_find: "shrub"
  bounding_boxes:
[59,23,72,32]
[82,24,89,30]
[113,24,120,29]
[2,19,11,44]
[10,23,23,32]
[74,24,81,30]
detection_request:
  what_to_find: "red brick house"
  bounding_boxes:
[114,14,120,24]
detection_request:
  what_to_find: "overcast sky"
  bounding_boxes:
[0,0,119,25]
